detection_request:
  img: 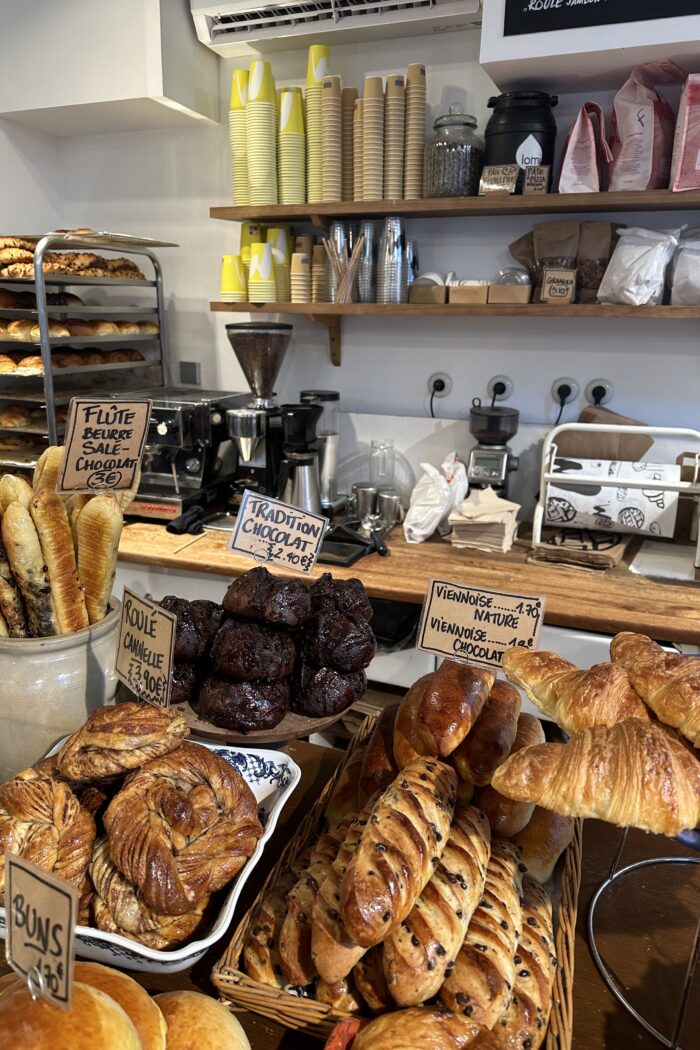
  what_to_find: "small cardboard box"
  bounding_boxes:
[449,284,489,304]
[409,284,447,305]
[487,284,532,305]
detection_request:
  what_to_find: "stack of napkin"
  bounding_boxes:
[448,488,520,553]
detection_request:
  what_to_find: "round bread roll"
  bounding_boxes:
[74,962,167,1050]
[138,321,160,334]
[155,991,251,1050]
[0,354,16,373]
[16,355,43,372]
[7,318,34,341]
[114,320,140,335]
[0,981,141,1050]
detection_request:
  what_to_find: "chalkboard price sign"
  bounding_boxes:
[505,0,698,37]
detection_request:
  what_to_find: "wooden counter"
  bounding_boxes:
[118,523,700,644]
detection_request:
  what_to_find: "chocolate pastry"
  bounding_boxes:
[196,676,289,732]
[171,661,199,706]
[303,610,376,673]
[309,573,372,623]
[291,663,366,718]
[211,619,296,681]
[222,566,311,628]
[159,596,224,662]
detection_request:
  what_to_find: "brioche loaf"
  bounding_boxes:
[510,807,575,884]
[452,681,521,787]
[358,701,400,802]
[473,714,546,838]
[243,866,299,988]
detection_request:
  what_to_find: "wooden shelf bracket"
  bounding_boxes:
[309,313,342,366]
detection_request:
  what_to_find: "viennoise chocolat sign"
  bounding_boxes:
[57,398,152,494]
[6,853,78,1009]
[418,578,545,669]
[228,490,326,575]
[115,587,176,707]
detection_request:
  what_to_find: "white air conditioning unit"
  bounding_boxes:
[191,0,482,56]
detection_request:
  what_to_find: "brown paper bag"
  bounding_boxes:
[576,222,613,303]
[554,405,654,461]
[533,221,580,301]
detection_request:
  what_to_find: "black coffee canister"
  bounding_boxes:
[484,91,558,193]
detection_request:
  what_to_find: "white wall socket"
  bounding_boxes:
[585,378,614,406]
[551,377,580,405]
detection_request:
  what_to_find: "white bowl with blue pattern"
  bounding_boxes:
[0,739,301,973]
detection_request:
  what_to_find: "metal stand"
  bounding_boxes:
[587,827,700,1049]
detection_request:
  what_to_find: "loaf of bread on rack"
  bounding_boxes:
[510,806,575,885]
[501,649,649,733]
[29,322,70,340]
[340,758,457,949]
[0,500,57,636]
[473,713,546,838]
[53,352,83,368]
[6,319,34,341]
[0,355,16,373]
[66,319,120,337]
[29,488,88,634]
[137,321,159,334]
[352,1006,505,1050]
[491,717,700,836]
[15,356,43,372]
[114,321,141,336]
[452,681,521,787]
[76,494,123,623]
[440,838,523,1027]
[495,876,556,1050]
[394,661,495,768]
[610,632,700,747]
[382,804,491,1007]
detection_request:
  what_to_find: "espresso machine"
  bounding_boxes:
[466,398,520,497]
[126,386,248,520]
[225,322,292,505]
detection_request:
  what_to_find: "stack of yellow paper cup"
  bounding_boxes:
[267,227,291,303]
[248,241,277,302]
[341,87,358,202]
[247,60,278,206]
[311,243,328,303]
[229,69,249,206]
[291,252,311,303]
[404,62,427,199]
[384,75,405,200]
[240,222,263,277]
[321,75,343,203]
[363,76,384,201]
[305,44,330,204]
[279,88,306,205]
[353,99,364,202]
[220,255,247,303]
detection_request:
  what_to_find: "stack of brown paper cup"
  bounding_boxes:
[305,44,330,204]
[404,62,427,199]
[247,60,278,206]
[342,87,358,202]
[311,244,329,303]
[353,99,364,202]
[384,74,405,200]
[291,252,311,303]
[295,234,314,256]
[321,75,343,203]
[363,76,384,201]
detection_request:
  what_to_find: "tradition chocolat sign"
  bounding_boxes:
[418,578,545,669]
[504,0,697,37]
[57,398,152,494]
[6,854,77,1008]
[229,490,326,575]
[115,587,176,707]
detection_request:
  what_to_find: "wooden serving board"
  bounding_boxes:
[173,702,348,746]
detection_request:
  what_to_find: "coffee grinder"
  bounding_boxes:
[467,397,520,496]
[225,322,292,504]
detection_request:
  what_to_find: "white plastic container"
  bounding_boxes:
[0,600,120,781]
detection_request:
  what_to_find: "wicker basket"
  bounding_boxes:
[212,714,584,1047]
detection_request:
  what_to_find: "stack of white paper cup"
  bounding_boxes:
[247,60,278,206]
[229,69,249,206]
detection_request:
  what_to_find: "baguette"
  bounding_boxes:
[279,813,354,985]
[33,446,64,493]
[394,661,494,768]
[440,838,523,1027]
[0,536,28,637]
[0,474,33,513]
[76,494,122,623]
[382,805,491,1007]
[29,489,88,634]
[1,501,57,636]
[65,494,91,552]
[496,876,557,1050]
[340,758,457,949]
[353,946,391,1013]
[352,1007,505,1050]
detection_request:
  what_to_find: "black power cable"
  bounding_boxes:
[554,383,572,426]
[429,376,446,418]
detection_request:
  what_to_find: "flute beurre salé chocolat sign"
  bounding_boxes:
[57,398,152,494]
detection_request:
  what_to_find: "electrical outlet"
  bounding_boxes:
[551,377,579,405]
[585,378,614,406]
[180,361,201,386]
[427,372,452,398]
[487,375,513,402]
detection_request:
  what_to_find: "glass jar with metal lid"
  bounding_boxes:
[424,103,484,198]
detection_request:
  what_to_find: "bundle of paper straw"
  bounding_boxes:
[323,233,365,304]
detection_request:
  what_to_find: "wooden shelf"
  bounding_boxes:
[210,189,700,226]
[210,301,700,365]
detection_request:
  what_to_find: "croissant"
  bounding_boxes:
[351,1007,504,1050]
[610,632,700,747]
[104,742,262,914]
[491,718,700,836]
[501,648,649,734]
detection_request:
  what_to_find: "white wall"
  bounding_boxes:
[0,118,63,232]
[10,27,700,439]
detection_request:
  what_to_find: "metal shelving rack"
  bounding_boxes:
[0,231,177,455]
